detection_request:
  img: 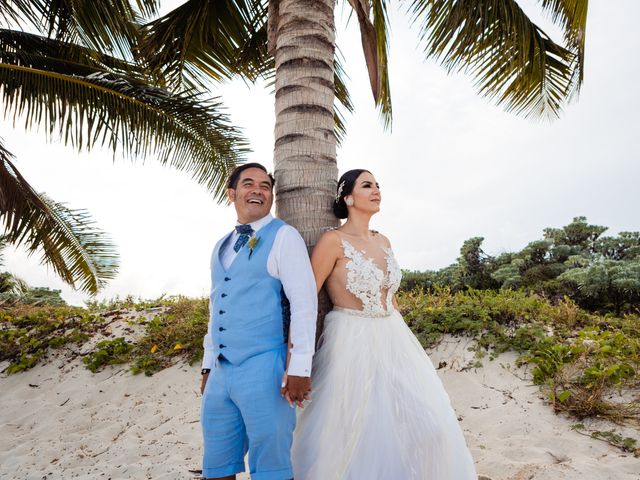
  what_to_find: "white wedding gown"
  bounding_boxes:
[292,239,477,479]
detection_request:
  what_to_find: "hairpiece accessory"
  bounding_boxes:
[336,180,345,202]
[345,197,354,206]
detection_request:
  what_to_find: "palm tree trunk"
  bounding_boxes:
[272,0,339,339]
[272,0,339,247]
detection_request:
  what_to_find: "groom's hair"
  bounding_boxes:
[227,163,274,190]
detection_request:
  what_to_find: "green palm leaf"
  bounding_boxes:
[2,0,159,56]
[0,32,248,200]
[409,0,586,119]
[537,0,588,92]
[138,0,265,89]
[334,50,355,144]
[0,28,147,77]
[371,0,392,127]
[0,1,32,25]
[0,139,118,294]
[138,0,355,144]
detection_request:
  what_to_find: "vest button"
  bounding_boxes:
[224,277,230,281]
[219,327,225,331]
[219,310,225,314]
[221,293,227,297]
[219,344,226,348]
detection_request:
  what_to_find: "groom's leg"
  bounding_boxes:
[201,360,248,480]
[231,349,296,480]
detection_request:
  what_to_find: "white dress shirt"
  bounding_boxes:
[202,214,317,377]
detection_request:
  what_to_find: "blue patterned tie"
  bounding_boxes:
[233,224,254,252]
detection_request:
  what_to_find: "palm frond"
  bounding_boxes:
[334,49,354,144]
[0,1,40,27]
[0,43,247,200]
[8,0,147,57]
[371,0,392,128]
[344,0,392,128]
[537,0,588,94]
[0,28,144,77]
[409,0,585,119]
[133,0,160,18]
[0,139,118,294]
[346,0,381,98]
[137,0,267,90]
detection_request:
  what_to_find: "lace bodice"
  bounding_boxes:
[341,239,402,316]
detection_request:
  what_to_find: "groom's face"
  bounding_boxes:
[227,167,274,223]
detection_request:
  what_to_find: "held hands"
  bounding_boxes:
[280,339,311,407]
[280,372,311,408]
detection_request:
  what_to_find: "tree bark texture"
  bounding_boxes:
[273,0,339,248]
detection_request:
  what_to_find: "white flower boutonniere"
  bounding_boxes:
[248,236,260,259]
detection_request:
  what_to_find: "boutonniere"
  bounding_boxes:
[248,236,261,259]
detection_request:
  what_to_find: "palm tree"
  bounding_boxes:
[0,1,248,294]
[2,0,590,295]
[138,0,589,248]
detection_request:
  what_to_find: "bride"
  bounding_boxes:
[291,169,478,479]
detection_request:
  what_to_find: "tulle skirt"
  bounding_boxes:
[292,307,477,480]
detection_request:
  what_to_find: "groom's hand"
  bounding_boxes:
[283,375,311,408]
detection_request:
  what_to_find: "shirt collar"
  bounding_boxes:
[235,213,273,234]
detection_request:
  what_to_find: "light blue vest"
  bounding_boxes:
[209,218,289,365]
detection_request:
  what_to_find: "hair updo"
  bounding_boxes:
[333,169,371,219]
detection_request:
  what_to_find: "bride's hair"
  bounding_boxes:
[333,169,371,219]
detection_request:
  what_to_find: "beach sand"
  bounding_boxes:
[1,334,638,480]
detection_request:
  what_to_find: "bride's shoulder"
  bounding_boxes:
[315,228,343,248]
[311,229,343,261]
[371,231,393,249]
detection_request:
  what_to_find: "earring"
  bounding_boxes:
[345,197,354,206]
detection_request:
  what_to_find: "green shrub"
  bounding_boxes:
[1,305,101,372]
[398,287,640,423]
[83,337,133,372]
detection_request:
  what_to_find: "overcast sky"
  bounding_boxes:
[2,1,639,306]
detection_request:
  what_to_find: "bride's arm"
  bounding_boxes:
[281,232,339,405]
[310,231,341,294]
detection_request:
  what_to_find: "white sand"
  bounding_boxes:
[1,335,638,480]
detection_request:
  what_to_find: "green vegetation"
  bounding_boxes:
[397,218,640,427]
[0,297,209,377]
[1,218,638,445]
[83,337,133,373]
[400,287,639,424]
[129,297,209,376]
[0,236,67,307]
[0,283,66,307]
[571,424,638,453]
[0,304,97,373]
[2,290,637,428]
[401,217,640,314]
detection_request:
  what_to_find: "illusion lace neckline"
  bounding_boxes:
[340,238,401,317]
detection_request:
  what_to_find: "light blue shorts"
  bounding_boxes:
[201,348,295,480]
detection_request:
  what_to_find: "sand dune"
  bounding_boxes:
[1,335,638,479]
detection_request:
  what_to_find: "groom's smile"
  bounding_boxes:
[227,167,274,223]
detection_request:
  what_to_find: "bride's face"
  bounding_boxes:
[347,171,381,215]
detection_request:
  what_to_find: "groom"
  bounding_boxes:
[200,163,317,480]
